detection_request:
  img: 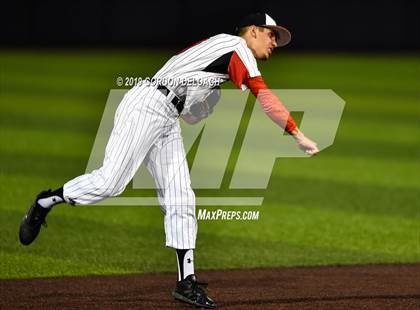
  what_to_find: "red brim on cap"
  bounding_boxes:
[263,25,292,47]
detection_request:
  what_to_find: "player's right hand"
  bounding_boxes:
[291,129,319,155]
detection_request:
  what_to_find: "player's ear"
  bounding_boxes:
[249,25,258,39]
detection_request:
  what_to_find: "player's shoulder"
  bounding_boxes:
[185,34,248,53]
[211,34,251,53]
[179,34,242,54]
[208,33,244,45]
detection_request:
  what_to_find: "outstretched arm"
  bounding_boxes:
[227,50,319,155]
[246,76,319,155]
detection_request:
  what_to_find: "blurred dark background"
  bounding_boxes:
[1,0,419,50]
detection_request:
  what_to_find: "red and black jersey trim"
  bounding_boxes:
[202,51,234,74]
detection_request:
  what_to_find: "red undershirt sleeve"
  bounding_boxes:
[228,51,297,133]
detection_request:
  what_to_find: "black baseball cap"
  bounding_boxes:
[235,12,291,47]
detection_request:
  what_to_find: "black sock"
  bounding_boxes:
[38,187,65,209]
[176,249,194,281]
[51,187,64,200]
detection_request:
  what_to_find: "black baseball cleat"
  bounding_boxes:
[19,190,53,245]
[172,274,216,309]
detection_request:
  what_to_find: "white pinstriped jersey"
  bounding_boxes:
[153,34,261,111]
[63,33,291,251]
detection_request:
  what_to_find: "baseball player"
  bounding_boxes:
[19,13,319,308]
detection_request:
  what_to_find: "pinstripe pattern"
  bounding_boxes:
[144,120,196,249]
[62,33,259,250]
[63,85,177,204]
[63,84,196,249]
[154,34,260,110]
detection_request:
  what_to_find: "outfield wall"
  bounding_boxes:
[1,0,419,50]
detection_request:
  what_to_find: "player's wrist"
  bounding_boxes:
[290,128,304,141]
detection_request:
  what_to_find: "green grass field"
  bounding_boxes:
[0,50,419,279]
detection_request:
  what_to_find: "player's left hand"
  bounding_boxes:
[181,113,202,125]
[189,86,221,119]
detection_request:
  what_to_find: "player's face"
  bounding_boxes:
[254,27,278,60]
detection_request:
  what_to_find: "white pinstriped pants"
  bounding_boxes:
[63,85,197,249]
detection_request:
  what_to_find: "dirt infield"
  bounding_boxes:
[1,264,419,309]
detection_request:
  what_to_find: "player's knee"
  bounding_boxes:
[93,169,128,198]
[100,185,125,198]
[163,187,195,207]
[186,188,196,206]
